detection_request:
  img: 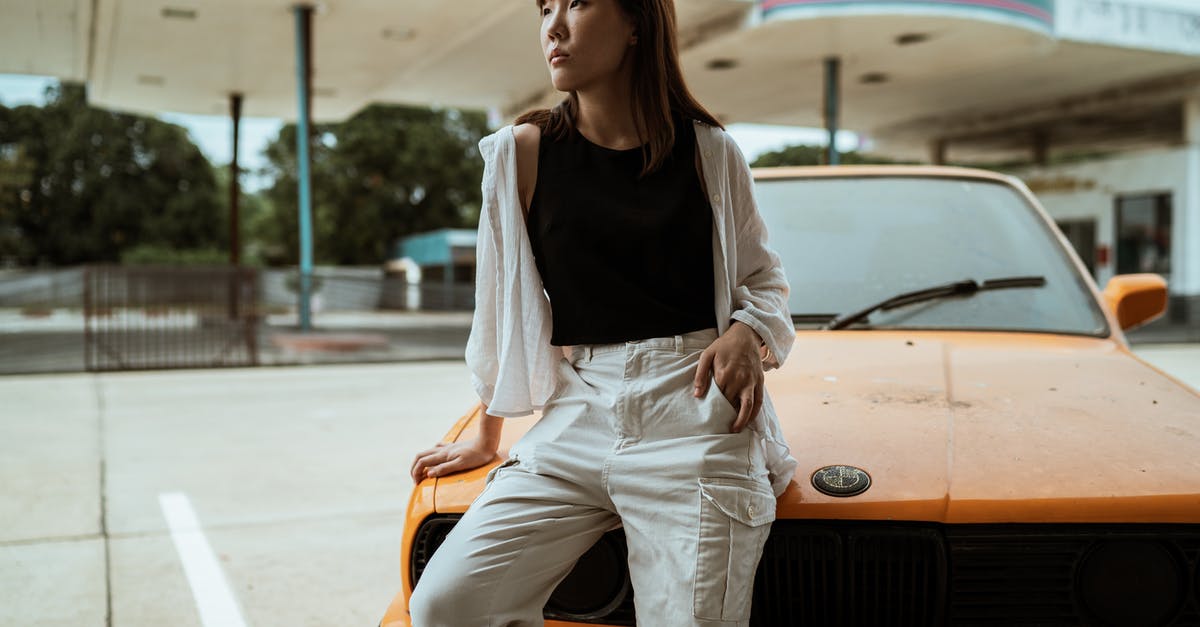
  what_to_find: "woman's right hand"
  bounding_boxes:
[410,408,505,483]
[409,437,498,484]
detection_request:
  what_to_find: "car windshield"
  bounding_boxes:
[754,176,1110,336]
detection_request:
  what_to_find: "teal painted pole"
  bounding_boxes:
[823,56,840,166]
[294,4,314,331]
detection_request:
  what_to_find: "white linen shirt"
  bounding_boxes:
[465,119,799,497]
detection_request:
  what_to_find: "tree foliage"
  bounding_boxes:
[0,82,224,266]
[750,144,914,168]
[259,103,489,266]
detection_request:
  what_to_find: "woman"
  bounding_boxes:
[408,0,797,625]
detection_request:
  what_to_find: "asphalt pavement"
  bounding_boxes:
[1,341,1197,627]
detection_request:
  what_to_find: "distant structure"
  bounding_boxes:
[393,229,477,311]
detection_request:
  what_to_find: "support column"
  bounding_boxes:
[229,93,242,267]
[823,56,840,166]
[228,92,243,321]
[294,4,315,331]
[1032,129,1049,167]
[928,139,947,165]
[1179,93,1200,323]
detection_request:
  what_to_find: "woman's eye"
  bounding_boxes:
[541,0,581,17]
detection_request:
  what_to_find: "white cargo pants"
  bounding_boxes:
[409,327,777,627]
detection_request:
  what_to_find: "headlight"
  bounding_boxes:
[410,516,459,587]
[1075,539,1186,626]
[545,529,632,621]
[411,516,633,624]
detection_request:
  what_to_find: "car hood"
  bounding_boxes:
[767,331,1200,523]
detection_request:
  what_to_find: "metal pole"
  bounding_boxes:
[823,56,841,166]
[294,4,314,331]
[228,93,242,321]
[229,93,242,267]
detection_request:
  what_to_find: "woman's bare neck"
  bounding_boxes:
[575,85,641,150]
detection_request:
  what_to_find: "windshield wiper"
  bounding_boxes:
[824,275,1047,330]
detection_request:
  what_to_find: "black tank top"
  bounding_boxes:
[526,110,718,346]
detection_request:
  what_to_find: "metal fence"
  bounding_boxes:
[0,265,476,374]
[83,265,261,371]
[258,267,474,312]
[0,267,84,308]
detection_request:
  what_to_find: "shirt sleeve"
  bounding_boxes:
[463,127,559,418]
[721,131,795,371]
[464,132,503,408]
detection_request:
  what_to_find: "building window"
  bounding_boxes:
[1055,218,1097,279]
[1115,193,1172,276]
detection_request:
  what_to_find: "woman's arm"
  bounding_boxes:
[694,130,787,368]
[464,124,559,419]
[409,408,504,483]
[477,407,505,449]
[722,132,793,371]
[691,127,793,430]
[514,123,540,219]
[414,125,540,483]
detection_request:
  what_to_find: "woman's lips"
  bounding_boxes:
[551,55,569,65]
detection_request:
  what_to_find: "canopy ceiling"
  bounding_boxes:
[3,0,1198,159]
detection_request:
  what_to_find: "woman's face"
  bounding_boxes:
[539,0,637,93]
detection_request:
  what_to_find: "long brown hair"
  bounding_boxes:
[514,0,724,178]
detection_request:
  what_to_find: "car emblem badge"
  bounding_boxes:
[811,465,871,497]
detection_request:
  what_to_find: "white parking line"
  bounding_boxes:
[158,492,250,627]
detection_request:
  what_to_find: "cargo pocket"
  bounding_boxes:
[693,477,776,622]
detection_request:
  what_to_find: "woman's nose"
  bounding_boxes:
[544,7,567,41]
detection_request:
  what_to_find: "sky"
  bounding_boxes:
[0,73,863,191]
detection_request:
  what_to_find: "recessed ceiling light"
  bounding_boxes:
[137,75,166,86]
[895,32,930,46]
[161,7,197,20]
[706,58,738,71]
[859,72,888,84]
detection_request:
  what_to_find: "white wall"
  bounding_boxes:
[1056,0,1200,56]
[1009,145,1197,295]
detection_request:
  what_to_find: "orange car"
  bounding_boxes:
[381,165,1199,627]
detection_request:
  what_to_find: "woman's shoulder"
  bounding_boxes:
[478,123,542,160]
[512,123,542,155]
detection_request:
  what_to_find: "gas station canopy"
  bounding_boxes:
[3,0,1200,160]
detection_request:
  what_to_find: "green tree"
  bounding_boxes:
[260,104,489,266]
[751,144,914,168]
[0,82,223,266]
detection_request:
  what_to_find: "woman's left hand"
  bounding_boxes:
[693,321,764,433]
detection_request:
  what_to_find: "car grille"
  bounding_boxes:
[753,522,947,625]
[945,523,1200,626]
[410,516,1200,626]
